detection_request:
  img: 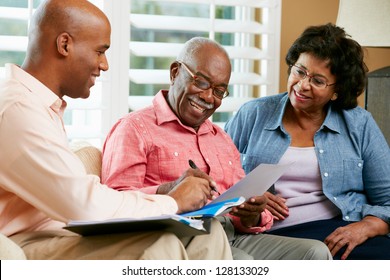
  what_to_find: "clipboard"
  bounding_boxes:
[64,215,211,237]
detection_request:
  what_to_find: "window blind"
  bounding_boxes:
[0,0,281,145]
[127,0,281,126]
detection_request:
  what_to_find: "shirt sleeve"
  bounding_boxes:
[0,100,178,225]
[359,114,390,222]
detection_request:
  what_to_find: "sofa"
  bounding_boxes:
[0,233,27,260]
[0,143,102,260]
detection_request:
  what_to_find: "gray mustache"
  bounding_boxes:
[188,94,214,110]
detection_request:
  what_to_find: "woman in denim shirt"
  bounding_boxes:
[225,23,390,260]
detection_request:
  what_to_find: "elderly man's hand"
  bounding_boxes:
[229,195,268,228]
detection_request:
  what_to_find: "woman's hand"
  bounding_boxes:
[229,195,268,228]
[324,216,389,260]
[263,191,289,221]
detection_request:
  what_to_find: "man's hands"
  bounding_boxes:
[229,195,268,228]
[159,168,219,214]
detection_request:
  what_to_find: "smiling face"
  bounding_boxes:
[287,52,337,115]
[167,43,231,131]
[22,0,111,100]
[61,14,111,99]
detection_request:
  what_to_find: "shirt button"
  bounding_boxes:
[174,152,179,156]
[206,158,209,162]
[228,161,232,165]
[319,149,324,154]
[345,216,350,220]
[358,163,363,167]
[324,172,329,177]
[333,197,337,201]
[243,156,246,161]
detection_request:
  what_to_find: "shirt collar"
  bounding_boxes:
[6,63,66,113]
[153,90,217,135]
[265,93,289,131]
[321,104,341,133]
[265,92,340,134]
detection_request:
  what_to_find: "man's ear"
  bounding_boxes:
[56,32,72,57]
[170,61,180,85]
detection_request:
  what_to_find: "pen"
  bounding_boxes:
[188,159,221,195]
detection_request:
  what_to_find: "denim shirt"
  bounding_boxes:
[225,93,390,225]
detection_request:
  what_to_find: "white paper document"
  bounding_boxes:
[209,163,293,205]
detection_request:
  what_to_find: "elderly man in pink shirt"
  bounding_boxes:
[102,37,332,260]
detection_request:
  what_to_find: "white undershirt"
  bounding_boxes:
[270,147,341,231]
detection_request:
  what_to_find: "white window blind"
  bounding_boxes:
[127,0,281,126]
[1,0,281,146]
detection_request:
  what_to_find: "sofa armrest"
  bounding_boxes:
[0,233,26,260]
[70,142,102,178]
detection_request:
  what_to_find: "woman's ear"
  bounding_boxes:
[331,92,338,101]
[56,32,72,57]
[170,61,180,85]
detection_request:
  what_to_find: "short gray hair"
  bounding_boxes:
[176,37,229,66]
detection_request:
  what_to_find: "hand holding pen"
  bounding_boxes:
[189,159,221,195]
[166,161,219,213]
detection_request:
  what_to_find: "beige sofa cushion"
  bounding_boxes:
[71,142,102,178]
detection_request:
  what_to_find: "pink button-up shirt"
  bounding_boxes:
[0,64,177,236]
[102,91,273,233]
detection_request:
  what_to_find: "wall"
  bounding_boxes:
[279,0,390,106]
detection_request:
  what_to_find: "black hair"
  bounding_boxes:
[285,23,368,110]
